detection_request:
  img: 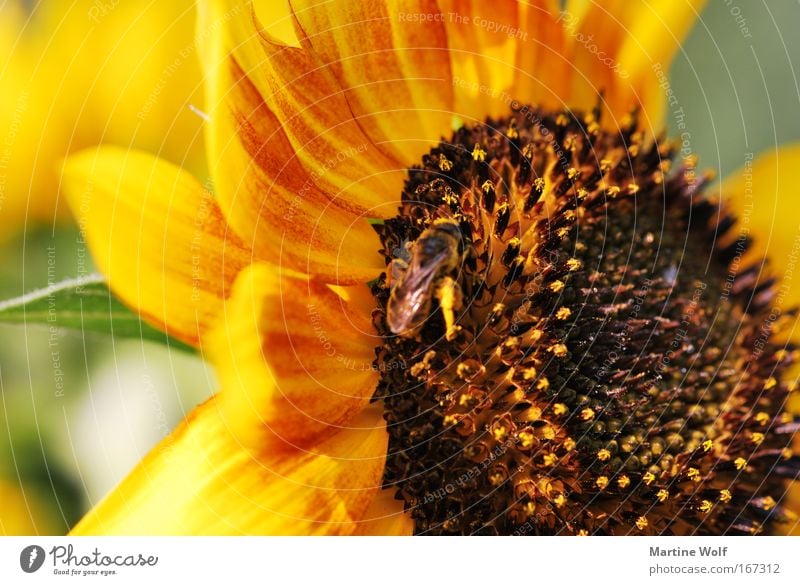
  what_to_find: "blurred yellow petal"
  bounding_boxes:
[208,263,379,449]
[0,0,205,229]
[71,398,388,535]
[564,0,706,126]
[720,145,800,327]
[61,147,252,346]
[0,479,58,535]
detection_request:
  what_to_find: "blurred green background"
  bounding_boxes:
[1,1,800,534]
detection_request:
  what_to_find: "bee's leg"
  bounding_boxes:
[387,258,408,288]
[436,276,462,341]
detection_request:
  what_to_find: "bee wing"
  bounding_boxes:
[387,250,450,335]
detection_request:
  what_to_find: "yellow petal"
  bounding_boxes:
[1,0,206,228]
[71,398,388,535]
[514,1,572,110]
[720,144,800,327]
[207,263,380,449]
[0,479,58,535]
[61,147,252,346]
[439,0,520,118]
[287,0,454,165]
[200,0,393,283]
[354,489,414,536]
[564,0,706,126]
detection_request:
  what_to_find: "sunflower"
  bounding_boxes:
[60,0,800,535]
[0,0,205,229]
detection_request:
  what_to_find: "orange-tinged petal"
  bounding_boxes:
[514,1,572,111]
[61,147,252,346]
[71,398,388,535]
[203,0,401,204]
[288,0,454,165]
[439,0,520,118]
[208,263,380,449]
[720,144,800,328]
[201,0,394,283]
[354,489,413,536]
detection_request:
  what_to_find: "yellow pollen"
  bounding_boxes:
[577,529,589,536]
[656,489,669,502]
[489,471,504,486]
[567,167,580,180]
[458,393,471,407]
[760,496,776,511]
[541,425,556,440]
[524,501,536,515]
[687,467,701,482]
[597,449,611,462]
[635,517,648,531]
[543,453,558,466]
[507,125,519,139]
[577,188,589,200]
[595,476,609,489]
[556,113,570,126]
[764,377,777,390]
[566,258,583,271]
[518,430,535,448]
[443,414,459,426]
[523,406,542,422]
[556,227,570,239]
[492,426,508,441]
[438,154,453,171]
[580,407,595,421]
[699,500,713,514]
[750,432,765,445]
[606,185,621,197]
[481,180,494,193]
[600,159,612,173]
[754,412,770,425]
[563,437,576,452]
[549,279,565,293]
[719,489,732,503]
[553,494,566,508]
[780,412,793,423]
[556,307,572,320]
[534,177,546,191]
[627,183,640,194]
[782,448,793,460]
[536,377,550,391]
[472,143,487,162]
[734,457,747,470]
[523,367,538,381]
[702,439,713,452]
[642,472,656,486]
[553,403,568,416]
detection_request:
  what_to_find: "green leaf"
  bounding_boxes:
[0,274,195,353]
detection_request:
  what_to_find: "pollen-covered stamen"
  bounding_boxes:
[371,106,799,535]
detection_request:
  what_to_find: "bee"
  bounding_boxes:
[387,219,464,340]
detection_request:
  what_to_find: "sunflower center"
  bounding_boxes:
[370,106,798,535]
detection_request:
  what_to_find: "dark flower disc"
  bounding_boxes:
[371,105,799,535]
